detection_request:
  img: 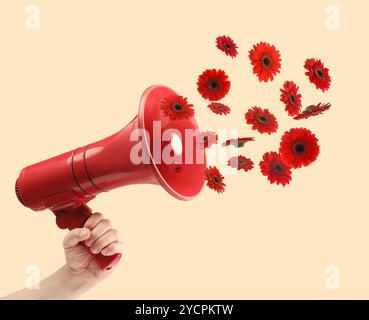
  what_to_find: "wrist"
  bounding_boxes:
[60,265,97,297]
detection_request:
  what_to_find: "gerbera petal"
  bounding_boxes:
[197,69,231,101]
[207,102,231,115]
[259,151,292,186]
[228,156,254,172]
[280,80,302,116]
[216,35,238,58]
[205,166,226,193]
[244,106,278,134]
[198,131,218,149]
[304,58,331,92]
[222,137,255,147]
[279,128,320,168]
[160,94,195,120]
[294,103,331,120]
[249,42,281,82]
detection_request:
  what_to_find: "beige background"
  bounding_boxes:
[0,0,368,299]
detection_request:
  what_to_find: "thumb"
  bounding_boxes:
[63,228,91,249]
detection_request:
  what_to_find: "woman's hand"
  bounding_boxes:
[63,212,123,284]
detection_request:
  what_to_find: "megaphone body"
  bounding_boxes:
[15,85,206,270]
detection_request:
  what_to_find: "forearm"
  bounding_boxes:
[2,214,121,300]
[2,265,94,300]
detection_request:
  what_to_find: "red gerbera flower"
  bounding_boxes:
[249,42,281,82]
[259,151,292,187]
[160,94,194,120]
[280,80,302,116]
[197,69,231,101]
[245,106,278,134]
[279,128,320,168]
[304,58,331,92]
[228,156,254,172]
[205,166,226,193]
[222,137,255,147]
[207,102,231,115]
[198,131,218,149]
[215,35,238,58]
[294,103,331,120]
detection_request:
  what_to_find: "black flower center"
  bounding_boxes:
[262,55,271,67]
[173,165,182,172]
[172,103,183,112]
[215,105,223,110]
[273,163,283,173]
[212,175,219,183]
[290,94,296,104]
[238,159,246,164]
[315,68,324,79]
[208,80,219,90]
[224,43,231,49]
[294,142,305,154]
[257,115,268,124]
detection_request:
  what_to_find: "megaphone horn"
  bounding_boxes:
[15,85,206,270]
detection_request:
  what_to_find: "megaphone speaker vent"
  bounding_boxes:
[15,178,26,207]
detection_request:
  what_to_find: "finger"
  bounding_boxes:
[63,228,91,249]
[101,241,124,256]
[84,212,104,230]
[85,219,112,247]
[90,229,119,254]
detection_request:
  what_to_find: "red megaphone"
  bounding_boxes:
[15,85,206,270]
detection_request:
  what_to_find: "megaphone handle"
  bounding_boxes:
[53,203,122,271]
